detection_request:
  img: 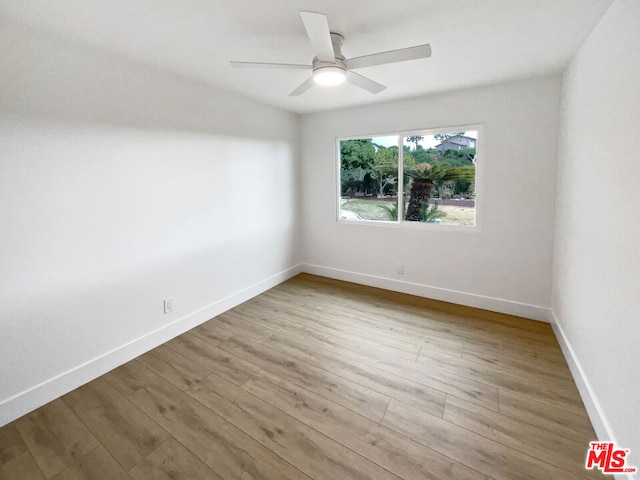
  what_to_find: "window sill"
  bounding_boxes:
[336,217,482,233]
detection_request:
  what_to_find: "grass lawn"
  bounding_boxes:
[341,199,475,225]
[341,199,393,221]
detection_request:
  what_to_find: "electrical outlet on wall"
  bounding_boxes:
[164,298,174,314]
[396,263,405,275]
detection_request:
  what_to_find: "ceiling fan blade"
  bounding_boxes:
[299,11,335,62]
[230,61,311,70]
[289,77,315,96]
[347,44,431,70]
[346,71,386,94]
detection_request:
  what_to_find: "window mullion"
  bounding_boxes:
[397,136,404,223]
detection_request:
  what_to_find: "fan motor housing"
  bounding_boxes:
[312,32,346,74]
[312,58,346,72]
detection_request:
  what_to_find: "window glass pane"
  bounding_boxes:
[403,131,477,226]
[339,136,399,222]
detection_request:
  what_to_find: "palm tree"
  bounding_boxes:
[404,163,475,221]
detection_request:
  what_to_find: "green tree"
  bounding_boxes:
[389,146,416,168]
[340,139,375,170]
[453,178,473,197]
[404,152,416,167]
[372,146,397,197]
[434,147,476,167]
[404,163,475,221]
[368,145,418,197]
[412,148,435,165]
[406,136,424,150]
[340,139,377,195]
[433,132,464,143]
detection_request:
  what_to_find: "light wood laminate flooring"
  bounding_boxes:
[0,274,605,479]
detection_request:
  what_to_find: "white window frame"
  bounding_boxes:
[336,123,484,233]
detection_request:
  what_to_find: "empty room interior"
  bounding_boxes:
[1,0,639,479]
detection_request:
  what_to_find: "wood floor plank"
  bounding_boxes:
[165,333,262,386]
[213,310,273,342]
[461,344,573,381]
[253,332,475,415]
[227,304,420,364]
[421,343,576,392]
[14,398,99,478]
[264,294,507,357]
[286,277,568,360]
[417,347,585,413]
[260,325,426,370]
[62,378,169,471]
[366,355,500,411]
[356,300,555,351]
[185,372,403,480]
[0,451,45,480]
[217,335,392,422]
[243,369,492,480]
[443,395,605,479]
[261,283,515,350]
[238,298,435,353]
[103,359,158,397]
[141,343,402,479]
[252,325,498,411]
[500,334,566,355]
[220,308,291,337]
[223,304,426,361]
[500,339,567,362]
[49,446,131,480]
[0,423,28,465]
[131,376,313,480]
[382,399,588,480]
[498,389,595,441]
[129,438,221,480]
[292,273,555,337]
[189,319,235,344]
[138,346,210,392]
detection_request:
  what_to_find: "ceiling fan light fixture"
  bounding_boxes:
[230,11,431,96]
[313,66,346,86]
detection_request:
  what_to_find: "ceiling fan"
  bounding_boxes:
[230,11,432,96]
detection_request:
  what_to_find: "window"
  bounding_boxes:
[338,126,480,228]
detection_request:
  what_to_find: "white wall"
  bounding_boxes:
[552,0,640,472]
[0,21,300,426]
[300,76,561,321]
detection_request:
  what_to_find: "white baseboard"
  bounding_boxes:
[301,263,552,323]
[550,312,634,480]
[550,311,610,439]
[0,264,302,427]
[551,311,634,480]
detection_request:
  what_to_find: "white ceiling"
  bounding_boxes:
[1,0,613,114]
